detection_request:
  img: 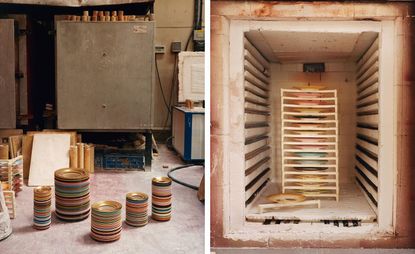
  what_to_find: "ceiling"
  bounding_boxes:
[245,30,378,63]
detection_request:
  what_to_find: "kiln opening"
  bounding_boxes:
[242,29,390,226]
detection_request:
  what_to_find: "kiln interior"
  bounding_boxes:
[243,30,380,223]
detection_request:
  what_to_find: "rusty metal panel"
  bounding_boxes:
[0,19,16,128]
[56,21,155,130]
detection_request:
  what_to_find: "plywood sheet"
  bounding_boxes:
[28,134,70,186]
[23,131,77,179]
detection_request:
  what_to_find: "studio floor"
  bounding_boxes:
[1,145,204,254]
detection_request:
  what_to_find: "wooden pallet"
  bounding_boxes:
[281,88,339,201]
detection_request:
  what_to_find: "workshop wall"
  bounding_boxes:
[154,0,202,129]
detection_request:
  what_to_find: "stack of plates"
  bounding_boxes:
[33,186,52,230]
[91,201,122,242]
[54,168,90,221]
[126,192,148,227]
[152,177,172,221]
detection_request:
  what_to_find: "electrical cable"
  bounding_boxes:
[155,55,171,112]
[167,164,203,191]
[163,53,178,129]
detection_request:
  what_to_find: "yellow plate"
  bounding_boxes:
[294,85,326,91]
[34,186,52,195]
[294,175,327,181]
[55,168,89,181]
[152,176,172,184]
[126,192,148,201]
[92,200,122,212]
[266,193,306,204]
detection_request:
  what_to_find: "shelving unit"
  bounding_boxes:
[281,88,339,201]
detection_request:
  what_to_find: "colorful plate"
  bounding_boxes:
[293,152,328,158]
[266,193,306,204]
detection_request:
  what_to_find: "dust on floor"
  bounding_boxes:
[2,145,204,254]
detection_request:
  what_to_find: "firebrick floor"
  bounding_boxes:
[1,145,204,254]
[246,182,376,222]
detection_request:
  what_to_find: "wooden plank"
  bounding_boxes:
[23,131,77,179]
[28,134,71,186]
[22,135,33,179]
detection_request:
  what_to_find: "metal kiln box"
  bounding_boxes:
[56,21,155,130]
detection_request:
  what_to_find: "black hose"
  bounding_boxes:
[167,164,203,191]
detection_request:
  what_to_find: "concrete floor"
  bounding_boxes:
[2,145,204,254]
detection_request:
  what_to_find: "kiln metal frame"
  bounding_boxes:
[222,20,396,240]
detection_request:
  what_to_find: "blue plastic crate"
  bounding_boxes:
[103,153,145,170]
